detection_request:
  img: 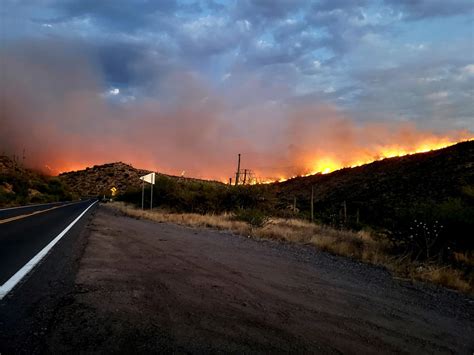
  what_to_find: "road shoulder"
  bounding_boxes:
[43,206,474,353]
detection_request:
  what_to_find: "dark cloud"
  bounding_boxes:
[306,1,383,57]
[235,0,306,21]
[313,0,369,12]
[350,57,474,130]
[175,16,249,57]
[94,42,149,86]
[383,0,474,20]
[55,0,178,31]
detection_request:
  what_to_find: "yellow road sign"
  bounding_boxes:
[110,187,117,196]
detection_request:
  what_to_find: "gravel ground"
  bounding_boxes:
[38,206,474,353]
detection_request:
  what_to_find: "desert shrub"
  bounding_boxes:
[453,251,474,267]
[118,177,274,214]
[30,193,53,203]
[434,197,474,250]
[0,170,75,207]
[0,190,15,205]
[2,174,29,198]
[387,219,446,261]
[386,197,474,262]
[233,208,269,228]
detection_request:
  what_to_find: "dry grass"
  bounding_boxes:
[111,202,251,235]
[453,251,474,267]
[110,202,473,294]
[410,266,472,293]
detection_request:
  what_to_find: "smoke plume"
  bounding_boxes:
[1,40,471,181]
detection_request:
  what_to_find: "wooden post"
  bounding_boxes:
[235,153,241,186]
[229,177,232,185]
[310,186,314,223]
[343,200,347,223]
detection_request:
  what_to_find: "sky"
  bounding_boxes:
[1,0,473,180]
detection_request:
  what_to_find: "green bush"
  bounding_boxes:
[233,208,269,228]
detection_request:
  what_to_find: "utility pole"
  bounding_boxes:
[310,186,314,223]
[243,169,248,185]
[235,153,241,186]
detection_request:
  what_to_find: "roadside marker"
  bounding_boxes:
[140,172,156,210]
[0,200,98,300]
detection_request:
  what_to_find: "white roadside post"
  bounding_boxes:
[140,172,156,211]
[150,173,155,210]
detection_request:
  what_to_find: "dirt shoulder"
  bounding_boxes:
[46,205,473,353]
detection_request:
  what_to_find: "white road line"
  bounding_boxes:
[0,200,98,300]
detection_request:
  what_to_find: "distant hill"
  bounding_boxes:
[59,162,152,197]
[272,140,474,249]
[0,156,74,207]
[58,162,223,197]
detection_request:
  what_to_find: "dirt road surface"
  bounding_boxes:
[5,206,474,353]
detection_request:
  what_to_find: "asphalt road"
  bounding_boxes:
[0,201,70,221]
[0,200,98,353]
[0,200,96,286]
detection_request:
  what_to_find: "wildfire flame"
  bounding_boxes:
[256,138,472,184]
[44,138,472,182]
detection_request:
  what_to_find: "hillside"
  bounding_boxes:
[59,162,153,197]
[58,162,224,198]
[273,140,474,250]
[0,156,74,207]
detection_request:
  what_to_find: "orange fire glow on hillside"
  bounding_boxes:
[47,138,472,184]
[256,138,472,184]
[310,138,465,174]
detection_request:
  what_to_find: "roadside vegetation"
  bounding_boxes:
[111,201,473,294]
[113,142,474,294]
[0,155,76,207]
